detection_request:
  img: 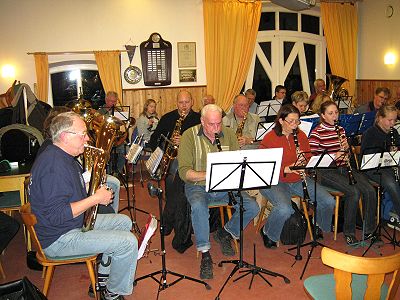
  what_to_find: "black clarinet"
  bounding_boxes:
[390,127,399,182]
[292,130,311,202]
[334,120,357,185]
[215,133,237,206]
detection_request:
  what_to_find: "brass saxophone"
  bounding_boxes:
[215,133,237,206]
[236,112,247,138]
[292,130,311,202]
[82,115,123,232]
[389,127,399,182]
[159,112,185,176]
[334,120,356,185]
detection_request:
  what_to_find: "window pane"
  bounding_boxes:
[283,42,295,64]
[304,43,316,92]
[259,12,275,31]
[279,12,297,31]
[301,14,319,35]
[51,71,77,106]
[260,42,272,64]
[81,70,105,109]
[253,56,271,102]
[284,57,303,100]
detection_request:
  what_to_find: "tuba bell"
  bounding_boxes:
[326,74,349,101]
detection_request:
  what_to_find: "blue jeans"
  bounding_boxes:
[260,178,335,242]
[43,214,137,296]
[185,183,259,252]
[106,175,120,213]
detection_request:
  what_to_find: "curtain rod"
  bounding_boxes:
[27,49,132,55]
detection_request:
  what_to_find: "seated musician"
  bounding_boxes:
[258,104,334,248]
[309,101,377,245]
[291,91,310,116]
[178,104,259,279]
[309,78,326,108]
[273,85,289,105]
[148,90,201,253]
[310,93,331,114]
[223,94,260,149]
[361,104,400,226]
[29,112,137,300]
[354,87,389,114]
[136,98,159,143]
[245,88,258,114]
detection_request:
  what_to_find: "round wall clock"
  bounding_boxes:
[124,66,142,84]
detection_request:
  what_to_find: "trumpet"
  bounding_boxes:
[389,127,399,182]
[292,130,311,202]
[334,120,356,185]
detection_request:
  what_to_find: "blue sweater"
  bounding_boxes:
[29,144,87,249]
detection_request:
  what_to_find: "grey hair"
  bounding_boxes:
[245,89,256,97]
[50,111,80,143]
[106,91,119,99]
[201,104,222,117]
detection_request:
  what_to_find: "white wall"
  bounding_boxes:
[358,0,400,79]
[0,0,205,94]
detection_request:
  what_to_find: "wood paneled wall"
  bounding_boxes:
[356,80,400,106]
[122,86,207,119]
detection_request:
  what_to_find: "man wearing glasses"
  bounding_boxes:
[29,112,137,300]
[355,87,390,114]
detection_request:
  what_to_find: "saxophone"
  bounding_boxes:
[235,112,247,138]
[159,112,185,177]
[334,120,356,185]
[292,130,311,202]
[389,127,399,182]
[215,133,237,206]
[82,115,122,232]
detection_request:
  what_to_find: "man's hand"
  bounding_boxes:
[172,134,182,146]
[95,186,114,206]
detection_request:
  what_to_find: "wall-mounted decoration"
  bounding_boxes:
[177,42,196,68]
[179,69,197,83]
[124,45,142,84]
[140,33,172,86]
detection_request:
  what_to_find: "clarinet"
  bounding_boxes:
[292,130,311,202]
[390,127,399,182]
[215,133,237,206]
[334,120,357,185]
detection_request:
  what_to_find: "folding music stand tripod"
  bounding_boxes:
[205,148,290,300]
[133,142,210,300]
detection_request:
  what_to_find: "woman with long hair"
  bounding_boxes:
[136,98,159,142]
[309,100,377,245]
[258,104,334,248]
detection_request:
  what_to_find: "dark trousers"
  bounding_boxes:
[0,212,20,253]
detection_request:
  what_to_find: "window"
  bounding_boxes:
[49,61,105,108]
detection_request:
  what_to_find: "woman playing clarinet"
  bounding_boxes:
[361,104,400,226]
[309,100,377,245]
[258,104,335,249]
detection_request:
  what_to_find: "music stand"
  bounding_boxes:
[359,146,400,255]
[133,141,211,299]
[335,95,353,114]
[205,148,290,300]
[257,100,282,122]
[287,150,339,279]
[254,122,274,142]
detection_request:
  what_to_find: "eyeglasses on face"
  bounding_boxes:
[65,131,88,138]
[284,118,301,125]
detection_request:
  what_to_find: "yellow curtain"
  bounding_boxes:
[321,3,358,102]
[94,51,123,104]
[33,53,49,102]
[203,0,261,111]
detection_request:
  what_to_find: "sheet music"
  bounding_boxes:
[256,100,282,117]
[126,143,143,164]
[145,147,164,176]
[114,111,129,121]
[306,154,334,168]
[298,121,313,137]
[361,151,400,170]
[137,215,157,260]
[255,122,274,141]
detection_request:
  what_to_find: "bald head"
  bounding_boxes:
[177,91,193,115]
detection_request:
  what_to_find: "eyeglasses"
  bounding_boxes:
[65,131,88,138]
[284,119,301,125]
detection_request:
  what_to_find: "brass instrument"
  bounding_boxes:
[159,112,185,177]
[82,115,124,232]
[215,133,237,206]
[236,113,247,138]
[292,130,311,202]
[326,74,349,101]
[389,127,399,182]
[334,120,356,185]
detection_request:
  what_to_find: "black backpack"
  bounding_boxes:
[280,202,307,245]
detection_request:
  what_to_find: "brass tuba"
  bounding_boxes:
[82,115,124,232]
[326,74,349,101]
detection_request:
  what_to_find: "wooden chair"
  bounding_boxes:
[197,202,238,257]
[304,247,400,299]
[20,203,98,298]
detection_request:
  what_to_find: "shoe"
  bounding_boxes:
[199,255,213,279]
[344,234,359,246]
[314,225,324,240]
[364,232,375,241]
[101,289,125,300]
[259,229,277,249]
[213,228,235,256]
[88,284,106,298]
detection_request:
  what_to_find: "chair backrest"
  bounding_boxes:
[321,247,400,300]
[352,145,361,169]
[20,203,47,260]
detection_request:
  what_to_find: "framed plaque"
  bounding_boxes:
[177,42,196,68]
[179,69,197,83]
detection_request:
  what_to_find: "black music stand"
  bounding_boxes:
[206,149,290,300]
[133,143,210,299]
[256,100,282,122]
[360,146,400,255]
[254,121,274,142]
[287,150,340,279]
